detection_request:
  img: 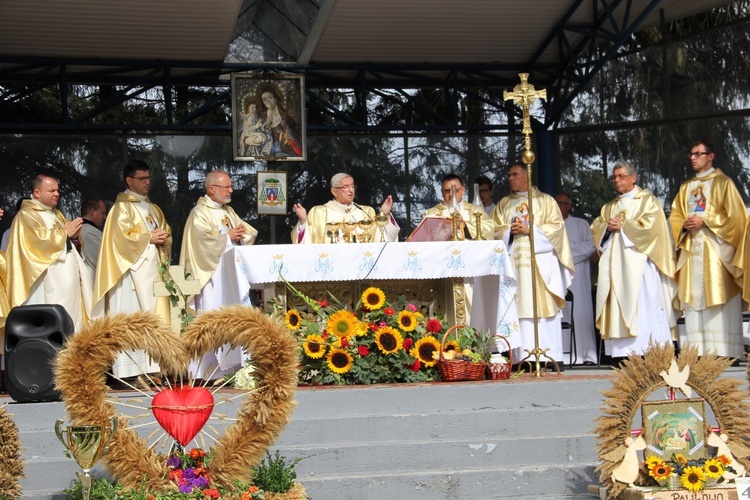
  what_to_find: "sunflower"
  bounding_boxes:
[355,321,369,336]
[411,336,441,367]
[673,454,688,466]
[326,310,358,338]
[302,334,326,359]
[326,348,353,374]
[284,309,302,330]
[716,454,731,466]
[648,461,673,481]
[397,310,418,332]
[644,455,662,469]
[443,340,460,353]
[374,326,403,354]
[703,458,724,479]
[361,287,386,310]
[680,466,706,491]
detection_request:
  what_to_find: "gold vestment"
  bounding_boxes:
[592,187,676,338]
[7,199,69,307]
[180,195,258,290]
[423,200,495,240]
[669,169,746,308]
[493,188,574,318]
[94,192,172,319]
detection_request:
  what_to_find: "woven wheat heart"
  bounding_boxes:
[54,306,298,491]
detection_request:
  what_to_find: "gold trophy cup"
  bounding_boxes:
[55,417,118,500]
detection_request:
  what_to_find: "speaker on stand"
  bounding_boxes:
[4,304,74,403]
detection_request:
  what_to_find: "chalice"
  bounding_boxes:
[55,417,118,500]
[342,221,359,243]
[375,212,389,242]
[325,221,342,243]
[357,220,373,243]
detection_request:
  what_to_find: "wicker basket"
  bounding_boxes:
[486,335,512,380]
[437,325,487,382]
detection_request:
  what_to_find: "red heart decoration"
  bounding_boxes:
[151,386,214,447]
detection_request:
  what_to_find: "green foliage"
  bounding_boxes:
[63,476,266,499]
[251,450,301,494]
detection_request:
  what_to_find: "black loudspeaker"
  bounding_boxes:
[4,304,74,403]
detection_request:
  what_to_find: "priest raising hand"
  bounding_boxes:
[292,173,400,244]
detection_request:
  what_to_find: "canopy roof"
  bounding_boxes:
[0,0,736,131]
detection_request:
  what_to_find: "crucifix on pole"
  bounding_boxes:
[503,73,559,377]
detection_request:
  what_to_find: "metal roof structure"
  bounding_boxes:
[0,0,736,133]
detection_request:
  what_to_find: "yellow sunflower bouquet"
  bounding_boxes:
[642,452,734,491]
[280,286,457,385]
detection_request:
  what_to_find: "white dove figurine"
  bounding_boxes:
[659,359,692,397]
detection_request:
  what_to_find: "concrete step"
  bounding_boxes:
[13,365,745,499]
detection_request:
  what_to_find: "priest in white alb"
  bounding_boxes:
[291,172,400,244]
[180,169,258,379]
[554,192,598,365]
[7,174,94,331]
[592,161,677,358]
[94,160,172,379]
[492,164,574,365]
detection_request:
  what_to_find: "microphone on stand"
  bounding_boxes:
[352,202,374,221]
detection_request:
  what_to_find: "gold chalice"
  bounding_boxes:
[342,221,359,243]
[375,212,389,242]
[325,221,342,243]
[357,220,374,243]
[55,417,118,500]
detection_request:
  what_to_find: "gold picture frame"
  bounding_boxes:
[231,73,306,161]
[642,398,706,461]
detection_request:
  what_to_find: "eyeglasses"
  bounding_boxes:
[688,151,710,159]
[333,184,356,191]
[211,185,233,191]
[612,174,634,181]
[130,175,151,181]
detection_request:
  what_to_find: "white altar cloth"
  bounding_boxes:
[215,240,521,348]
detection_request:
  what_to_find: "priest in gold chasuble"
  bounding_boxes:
[422,173,496,240]
[94,160,172,378]
[7,174,94,331]
[180,170,257,379]
[291,172,400,244]
[593,161,677,358]
[670,140,746,357]
[492,164,574,364]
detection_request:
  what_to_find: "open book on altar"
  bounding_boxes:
[407,216,455,242]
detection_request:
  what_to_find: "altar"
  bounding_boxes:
[211,240,520,346]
